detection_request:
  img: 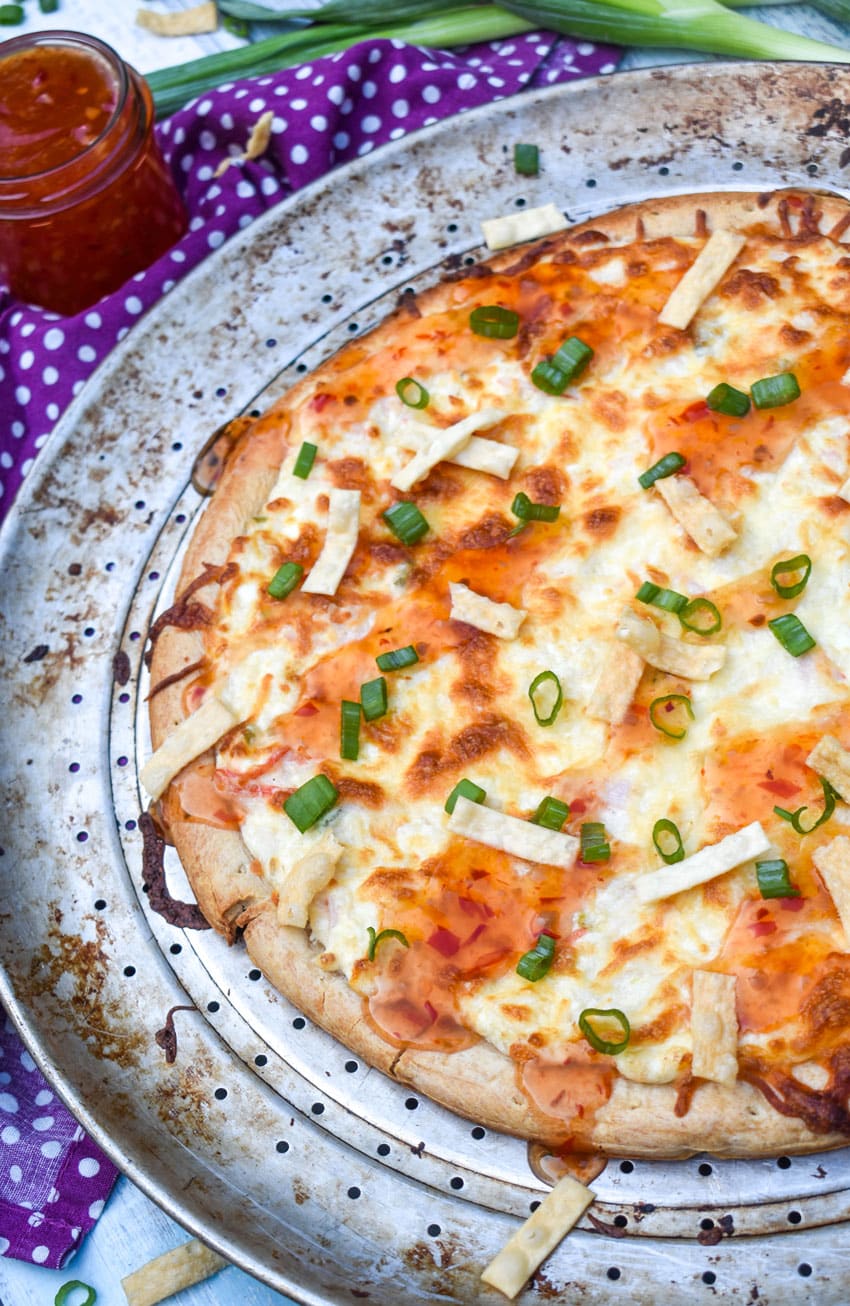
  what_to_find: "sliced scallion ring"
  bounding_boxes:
[649,693,694,740]
[679,596,722,636]
[636,580,689,614]
[756,858,800,899]
[580,821,610,863]
[751,371,800,410]
[551,336,593,382]
[774,776,839,835]
[516,932,556,982]
[395,376,430,409]
[283,774,338,832]
[528,669,563,727]
[267,560,303,600]
[706,382,750,417]
[383,500,429,545]
[340,700,361,761]
[514,142,539,175]
[360,676,388,722]
[367,926,409,962]
[469,305,520,339]
[292,441,317,479]
[638,451,686,490]
[376,645,419,672]
[768,613,816,657]
[531,359,569,396]
[55,1284,97,1306]
[770,554,812,600]
[579,1007,630,1056]
[511,491,561,524]
[445,777,486,815]
[532,795,570,831]
[652,818,685,864]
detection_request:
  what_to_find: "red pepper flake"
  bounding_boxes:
[681,400,710,423]
[780,896,806,911]
[758,777,801,799]
[294,702,319,717]
[427,927,461,957]
[423,1000,439,1026]
[750,920,777,936]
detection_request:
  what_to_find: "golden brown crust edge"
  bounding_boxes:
[147,188,850,1157]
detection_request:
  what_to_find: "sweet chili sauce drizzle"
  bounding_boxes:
[0,30,187,314]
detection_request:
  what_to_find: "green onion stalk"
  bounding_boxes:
[149,0,850,117]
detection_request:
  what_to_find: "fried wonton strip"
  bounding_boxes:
[480,1175,594,1299]
[838,475,850,503]
[136,1,217,34]
[481,202,568,252]
[636,821,770,903]
[449,581,527,639]
[140,696,239,800]
[392,408,505,492]
[122,1238,226,1306]
[658,229,746,330]
[302,488,361,595]
[812,836,850,947]
[691,971,738,1086]
[807,735,850,801]
[449,795,579,869]
[277,833,344,928]
[655,475,738,558]
[449,435,518,479]
[214,110,274,176]
[586,642,645,725]
[617,608,725,680]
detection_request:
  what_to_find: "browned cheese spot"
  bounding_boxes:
[721,268,781,308]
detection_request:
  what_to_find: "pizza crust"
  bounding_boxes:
[147,189,850,1158]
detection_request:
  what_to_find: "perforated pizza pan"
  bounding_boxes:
[3,60,850,1303]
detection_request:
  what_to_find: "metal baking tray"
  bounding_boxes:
[3,60,850,1303]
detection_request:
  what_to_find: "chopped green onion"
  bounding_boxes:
[516,932,556,982]
[706,382,750,417]
[580,821,610,862]
[367,926,409,962]
[532,795,570,831]
[751,371,801,409]
[514,142,539,175]
[649,693,694,740]
[638,451,686,489]
[511,491,561,523]
[768,613,816,657]
[470,305,520,339]
[679,596,722,636]
[376,644,419,672]
[636,580,689,614]
[267,560,303,600]
[340,700,361,761]
[775,776,839,835]
[770,554,812,599]
[395,377,430,409]
[528,669,563,726]
[55,1285,97,1306]
[531,359,571,395]
[579,1007,630,1056]
[445,777,487,814]
[652,818,685,864]
[293,441,317,479]
[383,501,430,545]
[283,774,338,832]
[38,0,60,11]
[0,4,24,22]
[756,858,800,899]
[551,336,593,382]
[360,676,388,721]
[223,13,251,35]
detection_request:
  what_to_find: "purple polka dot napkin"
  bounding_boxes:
[0,29,616,1266]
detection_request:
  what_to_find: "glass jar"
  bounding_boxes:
[0,30,188,315]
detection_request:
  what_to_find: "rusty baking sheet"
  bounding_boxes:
[3,60,850,1303]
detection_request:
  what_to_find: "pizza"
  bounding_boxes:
[142,187,850,1170]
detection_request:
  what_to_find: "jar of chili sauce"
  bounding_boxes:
[0,30,187,315]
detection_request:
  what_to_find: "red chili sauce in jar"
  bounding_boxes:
[0,31,187,315]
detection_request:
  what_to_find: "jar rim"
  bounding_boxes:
[0,28,130,184]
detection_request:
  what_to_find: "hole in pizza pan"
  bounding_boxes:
[124,819,136,831]
[658,166,670,176]
[119,693,130,704]
[698,1163,713,1176]
[321,293,333,303]
[586,178,597,189]
[276,1140,289,1154]
[292,1017,306,1030]
[347,322,360,333]
[427,1224,441,1238]
[381,255,393,266]
[446,223,457,233]
[798,1264,813,1277]
[248,968,262,981]
[83,626,95,637]
[94,899,106,911]
[175,513,187,524]
[71,694,83,705]
[514,196,526,208]
[215,386,227,397]
[619,1161,634,1174]
[702,1272,716,1286]
[105,561,115,572]
[265,339,277,348]
[311,1102,324,1115]
[777,1156,792,1169]
[732,161,744,171]
[377,1144,390,1157]
[116,756,128,768]
[76,831,88,843]
[471,1127,486,1140]
[449,1177,464,1190]
[69,762,80,773]
[169,943,181,955]
[344,1061,358,1074]
[214,1088,228,1100]
[613,1215,627,1228]
[135,500,145,510]
[807,164,819,176]
[529,1200,540,1213]
[171,441,182,451]
[296,363,307,373]
[254,1054,267,1067]
[700,1219,714,1231]
[148,571,160,582]
[788,1210,802,1224]
[123,965,136,977]
[404,1098,418,1111]
[207,1001,220,1013]
[347,1186,361,1200]
[129,631,141,642]
[606,1268,621,1282]
[463,256,476,266]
